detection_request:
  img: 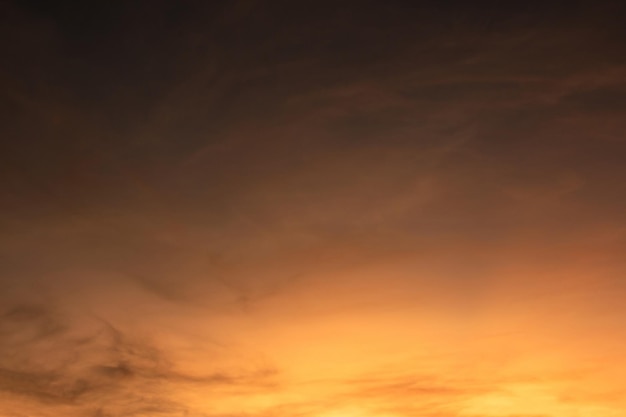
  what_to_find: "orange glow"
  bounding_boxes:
[2,1,626,416]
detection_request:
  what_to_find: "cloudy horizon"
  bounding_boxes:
[1,1,626,416]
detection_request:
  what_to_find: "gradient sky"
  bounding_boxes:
[1,1,626,416]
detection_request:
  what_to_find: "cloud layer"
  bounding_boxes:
[1,1,626,416]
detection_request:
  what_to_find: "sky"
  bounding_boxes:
[1,1,626,416]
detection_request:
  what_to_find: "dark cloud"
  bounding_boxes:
[0,304,276,416]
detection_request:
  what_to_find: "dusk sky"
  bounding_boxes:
[1,1,626,416]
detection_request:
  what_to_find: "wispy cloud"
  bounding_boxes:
[2,1,626,416]
[0,304,277,416]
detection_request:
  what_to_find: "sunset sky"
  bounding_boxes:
[1,1,626,416]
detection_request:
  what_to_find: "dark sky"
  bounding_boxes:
[1,1,626,416]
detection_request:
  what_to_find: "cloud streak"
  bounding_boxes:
[0,304,276,417]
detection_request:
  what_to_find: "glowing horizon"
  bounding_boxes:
[1,1,626,416]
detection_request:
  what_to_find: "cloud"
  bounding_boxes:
[338,373,490,417]
[0,303,276,417]
[2,1,626,416]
